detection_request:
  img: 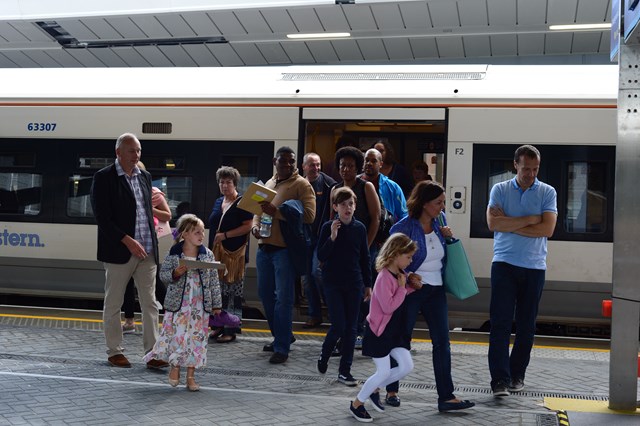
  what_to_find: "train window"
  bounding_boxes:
[78,156,112,169]
[0,172,41,215]
[67,175,94,217]
[221,155,259,194]
[565,162,608,233]
[153,176,192,221]
[140,156,185,171]
[488,160,516,198]
[471,144,614,242]
[0,153,36,167]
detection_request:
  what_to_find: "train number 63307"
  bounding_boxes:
[27,122,57,131]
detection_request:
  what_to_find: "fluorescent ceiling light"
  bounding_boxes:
[287,32,351,39]
[549,23,612,31]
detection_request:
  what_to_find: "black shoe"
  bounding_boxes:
[385,394,400,407]
[509,378,525,392]
[369,392,385,413]
[263,336,296,352]
[269,352,288,364]
[492,380,511,397]
[349,402,373,423]
[317,356,328,374]
[337,373,357,386]
[438,399,475,412]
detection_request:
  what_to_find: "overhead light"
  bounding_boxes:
[549,23,612,31]
[287,32,351,39]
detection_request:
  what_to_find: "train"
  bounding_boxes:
[0,63,618,336]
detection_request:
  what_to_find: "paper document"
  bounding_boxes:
[237,181,277,216]
[179,258,226,270]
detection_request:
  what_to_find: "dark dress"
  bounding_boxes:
[362,272,411,358]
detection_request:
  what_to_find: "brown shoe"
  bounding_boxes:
[146,359,170,370]
[108,354,131,368]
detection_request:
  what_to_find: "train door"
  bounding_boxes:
[300,108,447,192]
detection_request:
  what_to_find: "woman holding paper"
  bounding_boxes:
[208,166,253,343]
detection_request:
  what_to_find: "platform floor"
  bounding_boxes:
[0,310,638,425]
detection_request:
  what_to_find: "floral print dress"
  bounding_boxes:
[143,256,210,368]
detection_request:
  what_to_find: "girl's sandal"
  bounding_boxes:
[216,334,236,343]
[168,366,180,387]
[186,376,200,392]
[209,327,224,340]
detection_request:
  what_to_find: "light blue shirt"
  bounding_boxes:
[488,177,557,270]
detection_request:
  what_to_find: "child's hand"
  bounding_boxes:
[407,273,423,289]
[330,219,341,241]
[397,273,407,288]
[173,265,187,279]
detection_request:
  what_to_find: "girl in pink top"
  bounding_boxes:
[349,233,419,423]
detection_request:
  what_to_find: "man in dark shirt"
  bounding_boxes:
[301,152,336,328]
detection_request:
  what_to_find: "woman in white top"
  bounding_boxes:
[384,181,475,413]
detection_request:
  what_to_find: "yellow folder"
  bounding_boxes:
[237,181,277,216]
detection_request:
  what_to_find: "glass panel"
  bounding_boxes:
[78,156,112,169]
[67,175,94,217]
[488,159,515,198]
[154,176,193,221]
[0,153,36,167]
[221,156,259,194]
[0,172,41,215]
[565,162,607,233]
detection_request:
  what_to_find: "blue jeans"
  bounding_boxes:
[302,245,324,320]
[257,247,295,355]
[320,284,363,377]
[386,284,454,403]
[488,262,545,387]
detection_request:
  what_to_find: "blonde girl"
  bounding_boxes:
[349,233,418,423]
[143,214,222,391]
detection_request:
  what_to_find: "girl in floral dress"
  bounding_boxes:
[143,214,222,391]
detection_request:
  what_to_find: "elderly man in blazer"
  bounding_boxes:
[90,133,168,369]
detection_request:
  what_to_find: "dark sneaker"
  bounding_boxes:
[438,399,475,412]
[317,356,328,374]
[354,335,363,350]
[263,336,296,352]
[492,380,510,397]
[510,378,525,392]
[268,352,288,364]
[369,392,385,412]
[385,394,400,407]
[349,402,373,423]
[338,373,357,386]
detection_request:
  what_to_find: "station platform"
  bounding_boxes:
[0,307,638,425]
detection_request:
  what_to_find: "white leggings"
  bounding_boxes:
[357,347,414,403]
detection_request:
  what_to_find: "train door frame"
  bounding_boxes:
[300,107,448,185]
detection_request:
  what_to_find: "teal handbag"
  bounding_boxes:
[443,238,479,300]
[437,214,479,300]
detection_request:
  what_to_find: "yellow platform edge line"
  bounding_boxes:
[545,397,640,415]
[0,313,614,351]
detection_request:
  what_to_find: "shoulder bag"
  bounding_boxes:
[437,214,479,300]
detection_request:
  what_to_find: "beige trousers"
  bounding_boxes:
[103,255,159,357]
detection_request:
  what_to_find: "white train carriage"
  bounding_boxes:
[0,64,617,334]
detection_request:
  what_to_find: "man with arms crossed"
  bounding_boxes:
[486,144,557,396]
[90,133,168,370]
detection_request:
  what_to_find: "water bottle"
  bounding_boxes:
[259,213,272,238]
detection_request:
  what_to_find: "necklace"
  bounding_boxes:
[426,233,437,250]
